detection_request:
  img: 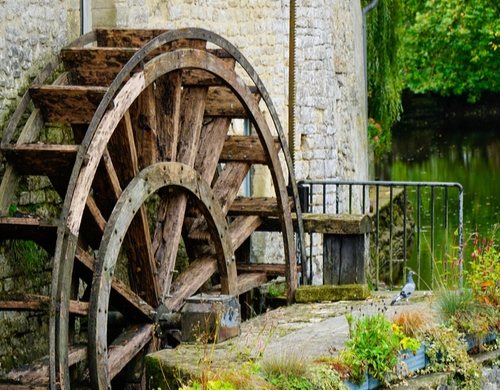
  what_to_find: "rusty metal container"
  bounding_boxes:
[181,294,240,343]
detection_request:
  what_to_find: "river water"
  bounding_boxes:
[375,98,500,289]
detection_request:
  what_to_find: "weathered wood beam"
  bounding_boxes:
[155,86,208,300]
[210,272,268,295]
[0,108,44,216]
[0,144,78,177]
[75,247,154,322]
[258,213,373,234]
[236,263,289,276]
[107,324,153,382]
[3,344,86,387]
[228,215,263,250]
[0,217,57,255]
[228,196,295,217]
[204,87,260,118]
[30,85,107,124]
[219,135,280,164]
[165,255,218,312]
[0,293,88,315]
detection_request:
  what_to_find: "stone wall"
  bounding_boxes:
[0,0,368,371]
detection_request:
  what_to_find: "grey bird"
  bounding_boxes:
[391,271,415,305]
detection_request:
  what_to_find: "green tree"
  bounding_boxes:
[363,0,404,146]
[401,0,500,102]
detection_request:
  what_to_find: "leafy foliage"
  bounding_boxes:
[367,117,391,157]
[466,232,500,305]
[423,324,482,389]
[363,0,404,135]
[401,0,500,102]
[340,313,419,387]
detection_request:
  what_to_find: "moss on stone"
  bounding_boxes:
[145,347,197,390]
[294,284,370,303]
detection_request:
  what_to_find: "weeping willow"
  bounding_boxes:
[363,0,403,136]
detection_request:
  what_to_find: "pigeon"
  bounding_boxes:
[391,271,415,305]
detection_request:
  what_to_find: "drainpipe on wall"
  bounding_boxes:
[362,0,378,117]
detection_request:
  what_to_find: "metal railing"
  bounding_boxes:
[297,180,464,290]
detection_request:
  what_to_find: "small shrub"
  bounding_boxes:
[423,324,482,389]
[341,313,405,387]
[391,306,437,340]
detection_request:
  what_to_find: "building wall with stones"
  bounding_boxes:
[0,0,368,372]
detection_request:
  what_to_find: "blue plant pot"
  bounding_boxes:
[465,332,497,352]
[345,344,428,390]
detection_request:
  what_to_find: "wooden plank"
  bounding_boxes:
[323,234,340,285]
[130,85,158,170]
[107,109,160,307]
[62,47,235,87]
[75,247,155,322]
[258,213,373,234]
[108,111,140,187]
[229,215,263,250]
[228,196,295,217]
[165,255,218,312]
[30,85,107,124]
[236,263,288,276]
[204,87,260,118]
[155,86,208,301]
[0,217,58,255]
[219,135,280,164]
[213,162,251,213]
[195,117,232,180]
[3,344,86,387]
[95,29,207,50]
[0,293,88,315]
[154,71,181,163]
[62,47,138,86]
[0,144,78,177]
[210,272,268,295]
[184,117,232,242]
[107,324,153,383]
[0,109,44,216]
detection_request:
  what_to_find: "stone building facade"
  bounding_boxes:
[0,0,368,372]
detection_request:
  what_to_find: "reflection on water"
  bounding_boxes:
[377,118,500,288]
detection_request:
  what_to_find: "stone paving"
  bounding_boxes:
[146,291,440,388]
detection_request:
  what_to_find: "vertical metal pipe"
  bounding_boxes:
[362,184,366,213]
[444,187,449,286]
[323,183,327,213]
[349,184,353,213]
[403,186,407,273]
[288,0,296,165]
[431,186,435,289]
[417,186,421,290]
[309,233,314,284]
[336,184,340,213]
[389,186,394,287]
[458,185,464,289]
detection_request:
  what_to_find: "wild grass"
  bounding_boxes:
[391,305,437,340]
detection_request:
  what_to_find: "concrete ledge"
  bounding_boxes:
[294,284,370,302]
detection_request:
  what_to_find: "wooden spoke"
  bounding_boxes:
[154,86,208,300]
[165,255,218,312]
[106,324,153,387]
[75,247,155,322]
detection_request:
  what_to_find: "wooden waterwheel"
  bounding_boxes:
[0,28,305,389]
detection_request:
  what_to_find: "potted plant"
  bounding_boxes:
[340,313,421,389]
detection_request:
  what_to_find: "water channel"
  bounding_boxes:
[375,92,500,289]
